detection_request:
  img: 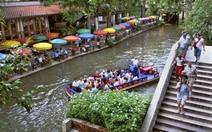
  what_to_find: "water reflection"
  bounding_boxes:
[0,25,181,132]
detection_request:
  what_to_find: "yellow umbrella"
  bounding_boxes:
[129,19,139,23]
[123,17,130,20]
[1,40,21,48]
[33,42,52,51]
[149,16,157,19]
[103,28,116,34]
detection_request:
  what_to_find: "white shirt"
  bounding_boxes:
[176,57,184,66]
[196,38,204,50]
[184,65,197,77]
[178,35,188,48]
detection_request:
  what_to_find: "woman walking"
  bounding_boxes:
[172,54,185,81]
[176,77,190,114]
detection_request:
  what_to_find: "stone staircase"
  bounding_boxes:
[152,62,212,132]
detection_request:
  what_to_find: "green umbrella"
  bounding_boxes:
[77,29,91,34]
[112,26,121,31]
[33,35,47,42]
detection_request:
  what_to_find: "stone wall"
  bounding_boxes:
[62,118,109,132]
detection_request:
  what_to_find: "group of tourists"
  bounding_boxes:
[172,31,205,114]
[71,57,146,93]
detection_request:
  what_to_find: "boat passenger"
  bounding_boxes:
[72,78,79,88]
[91,84,98,93]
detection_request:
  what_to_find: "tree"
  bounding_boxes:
[183,0,212,44]
[0,45,33,112]
[60,0,100,29]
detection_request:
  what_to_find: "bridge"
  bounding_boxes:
[141,44,212,132]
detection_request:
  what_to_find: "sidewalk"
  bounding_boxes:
[185,46,212,64]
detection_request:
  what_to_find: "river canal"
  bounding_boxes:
[0,24,181,132]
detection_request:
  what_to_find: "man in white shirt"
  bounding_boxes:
[182,61,197,98]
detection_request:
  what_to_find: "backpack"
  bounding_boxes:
[193,38,200,48]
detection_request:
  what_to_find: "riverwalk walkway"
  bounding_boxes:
[185,45,212,64]
[10,24,163,81]
[141,44,212,132]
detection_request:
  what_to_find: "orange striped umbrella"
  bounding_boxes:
[44,33,59,39]
[115,25,126,30]
[63,36,80,42]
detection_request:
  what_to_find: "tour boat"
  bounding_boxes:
[65,65,160,97]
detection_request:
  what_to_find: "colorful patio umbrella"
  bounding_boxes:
[50,38,67,45]
[93,30,108,36]
[17,37,35,45]
[77,29,91,34]
[129,16,136,19]
[0,53,6,62]
[103,28,116,34]
[0,40,21,48]
[138,17,150,21]
[33,42,52,51]
[129,19,139,23]
[120,23,130,28]
[44,33,59,39]
[33,35,47,42]
[63,36,80,42]
[115,25,126,30]
[122,17,130,20]
[112,26,121,31]
[10,48,32,55]
[79,33,94,40]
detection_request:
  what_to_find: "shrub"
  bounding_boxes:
[65,90,152,132]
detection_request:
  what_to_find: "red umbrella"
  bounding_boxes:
[93,30,108,36]
[115,25,126,30]
[44,33,59,39]
[10,48,32,55]
[16,37,35,45]
[63,36,80,42]
[126,22,135,27]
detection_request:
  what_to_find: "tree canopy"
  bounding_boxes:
[183,0,212,44]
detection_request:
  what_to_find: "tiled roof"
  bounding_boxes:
[4,4,65,20]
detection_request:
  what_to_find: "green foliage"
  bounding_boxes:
[66,91,152,132]
[183,0,212,44]
[146,0,184,15]
[0,45,32,112]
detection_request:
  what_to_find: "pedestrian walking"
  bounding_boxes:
[182,61,197,98]
[193,34,205,64]
[176,77,190,114]
[172,54,185,81]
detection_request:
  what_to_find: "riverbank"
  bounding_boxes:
[10,23,164,81]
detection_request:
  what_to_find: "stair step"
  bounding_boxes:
[197,69,212,75]
[193,89,212,96]
[158,112,212,129]
[162,100,212,115]
[171,74,212,80]
[165,95,212,109]
[160,106,212,122]
[197,74,212,80]
[156,117,211,132]
[196,79,212,85]
[196,65,212,70]
[166,90,212,102]
[154,124,184,132]
[193,83,212,91]
[168,85,212,96]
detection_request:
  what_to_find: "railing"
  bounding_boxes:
[140,43,178,132]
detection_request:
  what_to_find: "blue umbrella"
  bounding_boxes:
[120,23,130,28]
[0,53,6,62]
[79,34,94,40]
[50,38,67,45]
